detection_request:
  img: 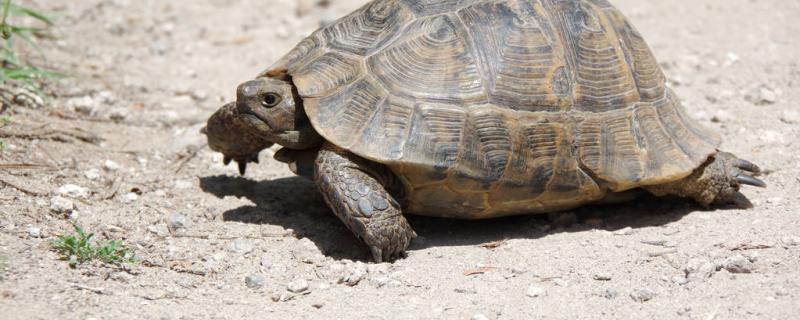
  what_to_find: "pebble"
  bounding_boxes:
[167,213,191,232]
[671,275,689,285]
[84,169,101,181]
[49,196,75,213]
[685,257,716,280]
[745,85,778,105]
[602,288,618,299]
[120,192,139,204]
[630,288,655,302]
[245,274,266,289]
[103,160,122,171]
[525,285,546,298]
[27,227,41,238]
[454,284,477,294]
[311,302,325,309]
[721,254,754,274]
[613,227,634,236]
[287,279,309,293]
[56,184,90,199]
[781,236,800,247]
[147,224,169,237]
[227,239,254,254]
[66,96,97,115]
[593,273,612,281]
[339,262,367,286]
[471,314,490,320]
[780,110,800,124]
[108,108,129,122]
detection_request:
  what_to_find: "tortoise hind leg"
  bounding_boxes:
[315,143,416,262]
[645,152,765,208]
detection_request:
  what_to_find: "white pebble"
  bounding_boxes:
[526,285,546,298]
[49,196,75,213]
[56,184,89,199]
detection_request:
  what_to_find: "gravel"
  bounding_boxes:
[227,239,254,254]
[471,314,490,320]
[49,196,75,213]
[244,274,266,289]
[525,285,546,298]
[602,288,619,299]
[630,288,655,302]
[56,184,90,199]
[167,213,191,232]
[287,279,309,293]
[721,254,755,274]
[27,227,41,238]
[613,227,634,236]
[593,273,612,281]
[339,262,367,286]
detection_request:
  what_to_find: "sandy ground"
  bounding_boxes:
[1,0,799,319]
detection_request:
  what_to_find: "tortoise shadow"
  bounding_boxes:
[200,175,716,262]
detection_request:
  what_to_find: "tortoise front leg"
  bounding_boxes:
[645,152,766,207]
[315,143,416,262]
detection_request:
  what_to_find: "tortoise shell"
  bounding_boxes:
[261,0,720,218]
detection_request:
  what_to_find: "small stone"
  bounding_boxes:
[66,96,97,115]
[311,302,324,309]
[602,288,618,299]
[56,184,90,199]
[454,284,477,294]
[613,227,634,236]
[630,288,654,302]
[671,275,689,285]
[721,254,754,274]
[553,278,569,287]
[471,314,490,320]
[781,236,800,247]
[27,227,41,238]
[525,285,546,298]
[745,85,779,105]
[227,239,254,254]
[108,108,129,122]
[167,213,191,232]
[339,262,367,286]
[245,274,266,289]
[147,224,169,237]
[49,196,75,213]
[120,192,139,204]
[593,273,612,281]
[84,168,101,181]
[103,160,122,171]
[260,256,272,268]
[685,257,717,280]
[287,279,309,293]
[780,110,800,124]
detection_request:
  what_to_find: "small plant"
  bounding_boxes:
[52,224,136,268]
[0,0,62,95]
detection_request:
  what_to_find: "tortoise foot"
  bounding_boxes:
[646,152,765,208]
[315,143,416,263]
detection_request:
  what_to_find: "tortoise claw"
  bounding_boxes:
[237,161,247,175]
[223,155,232,165]
[735,159,761,174]
[736,174,766,188]
[729,191,754,209]
[369,246,383,263]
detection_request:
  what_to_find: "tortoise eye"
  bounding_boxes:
[261,93,282,108]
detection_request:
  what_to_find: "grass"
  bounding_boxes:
[52,224,136,268]
[0,0,62,94]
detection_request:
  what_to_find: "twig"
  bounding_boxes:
[0,128,102,144]
[174,143,207,173]
[0,174,45,195]
[0,163,54,169]
[71,283,112,295]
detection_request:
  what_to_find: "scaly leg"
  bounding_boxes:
[645,152,766,207]
[315,143,416,262]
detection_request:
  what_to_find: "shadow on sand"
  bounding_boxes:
[200,175,721,262]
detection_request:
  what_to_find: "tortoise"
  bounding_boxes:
[204,0,765,262]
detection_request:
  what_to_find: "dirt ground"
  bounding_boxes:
[1,0,798,319]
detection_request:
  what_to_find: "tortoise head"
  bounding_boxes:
[203,77,322,174]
